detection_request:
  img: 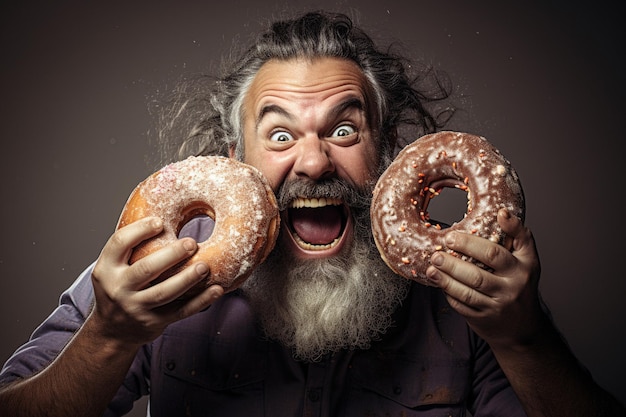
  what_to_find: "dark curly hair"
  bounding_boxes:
[156,11,453,169]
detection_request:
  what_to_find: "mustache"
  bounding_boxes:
[275,177,373,211]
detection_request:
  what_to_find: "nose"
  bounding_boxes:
[293,135,335,180]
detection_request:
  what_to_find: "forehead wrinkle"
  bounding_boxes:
[248,58,373,134]
[255,95,365,133]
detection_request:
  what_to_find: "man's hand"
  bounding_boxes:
[425,209,544,347]
[426,209,626,416]
[91,216,224,347]
[0,217,224,417]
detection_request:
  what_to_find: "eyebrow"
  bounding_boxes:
[256,104,293,130]
[329,97,365,120]
[255,96,366,131]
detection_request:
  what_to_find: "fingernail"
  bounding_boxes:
[152,218,163,229]
[209,285,224,302]
[431,252,444,266]
[195,263,209,276]
[211,290,222,301]
[426,266,440,282]
[183,239,196,251]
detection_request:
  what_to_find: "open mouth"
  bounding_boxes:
[285,197,349,251]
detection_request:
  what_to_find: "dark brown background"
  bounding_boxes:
[2,0,624,414]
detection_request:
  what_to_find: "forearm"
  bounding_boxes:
[491,317,625,417]
[0,313,140,417]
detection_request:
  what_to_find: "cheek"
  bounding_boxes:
[335,144,379,185]
[241,132,287,192]
[244,150,293,192]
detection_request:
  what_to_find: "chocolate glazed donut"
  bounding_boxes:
[371,131,525,284]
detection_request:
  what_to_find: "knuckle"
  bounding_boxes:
[108,286,126,303]
[134,259,155,279]
[461,288,475,306]
[92,261,113,287]
[150,287,168,306]
[484,244,501,264]
[470,270,484,289]
[445,295,463,313]
[92,263,104,281]
[109,232,128,251]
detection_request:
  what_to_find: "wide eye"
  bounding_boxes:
[269,130,294,142]
[331,124,356,137]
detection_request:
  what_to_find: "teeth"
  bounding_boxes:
[288,197,345,250]
[292,232,340,250]
[290,197,343,209]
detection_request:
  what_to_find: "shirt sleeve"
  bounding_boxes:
[0,263,96,384]
[0,263,150,416]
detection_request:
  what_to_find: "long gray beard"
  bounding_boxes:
[241,196,410,362]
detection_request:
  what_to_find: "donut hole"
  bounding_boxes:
[425,186,469,227]
[177,214,215,243]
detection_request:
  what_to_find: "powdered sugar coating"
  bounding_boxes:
[371,131,525,284]
[117,155,280,293]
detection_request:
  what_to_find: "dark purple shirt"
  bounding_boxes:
[0,219,526,416]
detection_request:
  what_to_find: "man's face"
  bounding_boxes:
[239,57,407,361]
[240,57,380,260]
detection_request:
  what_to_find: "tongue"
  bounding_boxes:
[290,206,343,245]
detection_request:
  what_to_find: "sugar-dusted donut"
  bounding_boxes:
[116,155,280,294]
[371,131,525,284]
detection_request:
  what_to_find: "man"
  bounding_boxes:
[1,10,624,417]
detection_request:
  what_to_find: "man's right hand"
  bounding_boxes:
[0,217,224,417]
[90,216,224,347]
